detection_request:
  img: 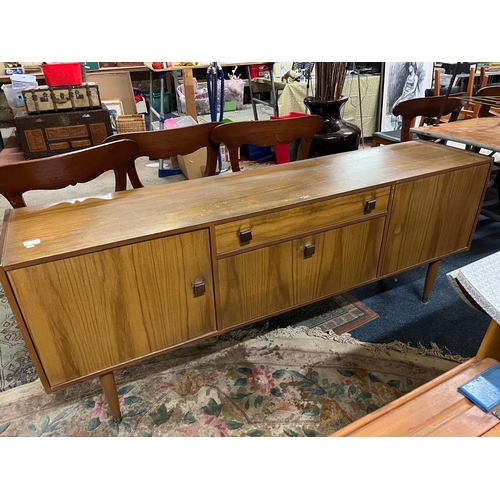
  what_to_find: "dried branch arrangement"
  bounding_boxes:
[314,62,348,101]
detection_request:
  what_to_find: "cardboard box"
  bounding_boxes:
[175,147,207,180]
[89,72,137,114]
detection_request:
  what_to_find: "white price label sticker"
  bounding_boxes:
[23,238,41,248]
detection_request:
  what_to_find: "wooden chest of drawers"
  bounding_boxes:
[0,141,492,421]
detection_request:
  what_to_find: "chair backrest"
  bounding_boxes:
[393,94,467,142]
[475,84,500,117]
[210,115,324,172]
[0,139,139,208]
[103,122,221,182]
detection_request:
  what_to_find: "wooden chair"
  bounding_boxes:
[475,84,500,118]
[103,122,221,185]
[0,139,139,208]
[456,67,489,120]
[371,94,467,147]
[209,115,324,173]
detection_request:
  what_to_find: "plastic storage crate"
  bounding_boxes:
[41,63,83,86]
[1,84,25,108]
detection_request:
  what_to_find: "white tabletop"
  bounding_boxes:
[447,251,500,323]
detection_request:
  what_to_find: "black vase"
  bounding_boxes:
[304,96,361,157]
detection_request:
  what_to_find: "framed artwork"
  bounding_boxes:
[379,62,434,131]
[102,100,124,132]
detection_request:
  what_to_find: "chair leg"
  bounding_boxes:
[127,161,145,189]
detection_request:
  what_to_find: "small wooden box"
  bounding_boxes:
[14,105,112,160]
[22,82,101,114]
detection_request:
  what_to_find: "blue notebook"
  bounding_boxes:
[458,364,500,412]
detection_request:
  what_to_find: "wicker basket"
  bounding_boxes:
[116,114,146,133]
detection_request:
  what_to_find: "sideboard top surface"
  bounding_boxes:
[0,141,490,269]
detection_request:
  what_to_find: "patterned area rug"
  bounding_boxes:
[0,282,377,392]
[0,325,463,437]
[0,286,38,391]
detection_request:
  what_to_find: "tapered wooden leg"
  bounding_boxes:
[422,260,441,304]
[127,164,145,189]
[99,372,122,423]
[477,319,500,361]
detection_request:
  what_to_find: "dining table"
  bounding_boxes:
[410,116,500,221]
[410,115,500,153]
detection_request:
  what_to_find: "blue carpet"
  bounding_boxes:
[349,182,500,359]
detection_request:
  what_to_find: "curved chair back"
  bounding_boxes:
[103,122,221,184]
[475,85,500,117]
[392,94,467,142]
[372,94,467,147]
[0,139,139,208]
[210,115,324,172]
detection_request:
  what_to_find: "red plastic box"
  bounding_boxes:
[270,112,309,164]
[41,63,83,87]
[250,64,269,78]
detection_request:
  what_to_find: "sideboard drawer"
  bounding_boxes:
[215,187,390,255]
[218,217,386,329]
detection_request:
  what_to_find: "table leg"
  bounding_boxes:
[183,68,197,122]
[247,66,259,120]
[149,71,154,131]
[99,372,122,423]
[422,259,441,303]
[477,319,500,361]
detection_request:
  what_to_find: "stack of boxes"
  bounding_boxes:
[13,63,113,160]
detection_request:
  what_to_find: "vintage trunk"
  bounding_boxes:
[22,82,102,114]
[14,105,112,160]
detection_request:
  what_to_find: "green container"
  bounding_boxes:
[144,91,170,114]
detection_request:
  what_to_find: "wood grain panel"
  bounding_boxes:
[218,218,385,329]
[381,163,490,276]
[7,230,215,386]
[215,187,390,254]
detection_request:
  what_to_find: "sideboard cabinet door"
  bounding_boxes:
[381,164,491,277]
[7,229,215,388]
[218,218,385,329]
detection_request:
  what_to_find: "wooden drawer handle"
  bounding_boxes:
[193,281,206,296]
[239,228,253,243]
[304,244,316,257]
[365,199,376,212]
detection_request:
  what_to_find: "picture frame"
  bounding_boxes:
[102,99,124,116]
[102,99,124,132]
[379,62,434,132]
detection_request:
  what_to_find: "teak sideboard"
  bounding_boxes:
[0,141,492,421]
